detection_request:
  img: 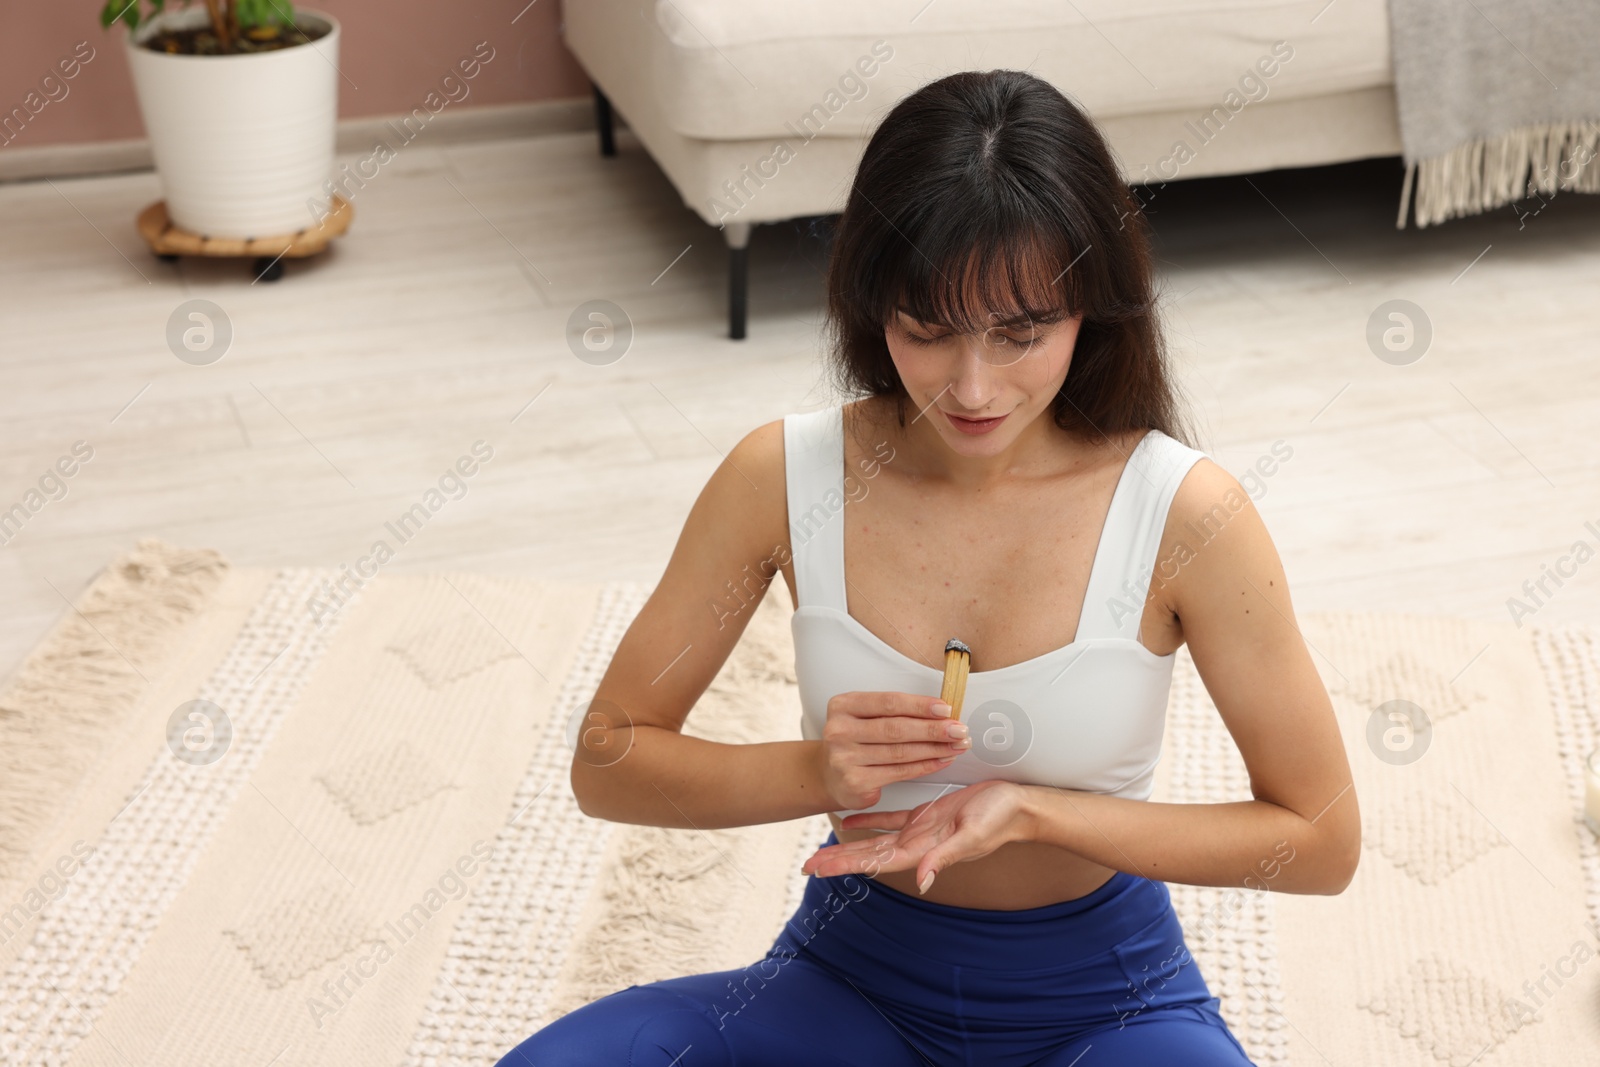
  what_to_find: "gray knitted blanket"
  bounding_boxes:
[1388,0,1600,227]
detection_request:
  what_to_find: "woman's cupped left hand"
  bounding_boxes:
[799,779,1032,894]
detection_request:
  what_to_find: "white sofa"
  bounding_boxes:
[562,0,1402,338]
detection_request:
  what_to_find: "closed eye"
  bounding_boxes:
[991,331,1038,345]
[897,315,1042,348]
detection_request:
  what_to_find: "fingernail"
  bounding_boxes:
[931,702,952,716]
[918,870,936,894]
[946,722,969,739]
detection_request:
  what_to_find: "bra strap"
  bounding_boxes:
[782,405,849,611]
[1076,430,1208,643]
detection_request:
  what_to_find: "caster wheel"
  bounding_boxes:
[156,252,179,263]
[252,256,285,282]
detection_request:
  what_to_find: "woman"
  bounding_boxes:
[500,69,1359,1066]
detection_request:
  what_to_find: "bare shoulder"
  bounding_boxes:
[724,416,791,556]
[734,415,788,476]
[1154,450,1288,628]
[691,416,792,605]
[1169,452,1250,525]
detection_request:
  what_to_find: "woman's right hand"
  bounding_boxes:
[816,691,972,811]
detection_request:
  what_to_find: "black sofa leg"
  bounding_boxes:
[593,84,616,158]
[725,222,752,340]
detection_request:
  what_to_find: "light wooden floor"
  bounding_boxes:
[2,128,1598,680]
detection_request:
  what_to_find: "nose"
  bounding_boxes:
[946,334,999,411]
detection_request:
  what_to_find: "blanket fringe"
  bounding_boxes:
[1400,119,1600,228]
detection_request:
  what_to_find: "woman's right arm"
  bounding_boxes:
[570,419,968,830]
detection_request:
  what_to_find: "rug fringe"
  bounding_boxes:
[551,588,800,1009]
[1403,120,1600,228]
[0,539,227,876]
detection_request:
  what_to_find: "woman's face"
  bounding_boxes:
[885,304,1084,451]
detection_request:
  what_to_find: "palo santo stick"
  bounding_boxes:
[940,638,970,719]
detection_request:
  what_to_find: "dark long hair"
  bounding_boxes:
[822,68,1196,450]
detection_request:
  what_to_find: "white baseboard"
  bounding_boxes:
[0,97,599,184]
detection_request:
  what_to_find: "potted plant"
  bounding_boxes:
[102,0,340,239]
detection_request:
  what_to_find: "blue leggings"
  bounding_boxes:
[499,831,1256,1067]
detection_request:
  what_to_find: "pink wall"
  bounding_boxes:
[0,0,592,150]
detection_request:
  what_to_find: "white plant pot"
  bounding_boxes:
[124,7,339,238]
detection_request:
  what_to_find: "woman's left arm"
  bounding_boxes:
[802,458,1361,896]
[1016,456,1361,895]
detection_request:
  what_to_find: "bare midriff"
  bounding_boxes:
[823,811,1121,909]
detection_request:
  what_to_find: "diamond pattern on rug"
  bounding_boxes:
[223,882,385,990]
[1364,790,1508,885]
[402,582,646,1066]
[1357,954,1538,1065]
[387,612,523,688]
[316,740,458,825]
[0,567,353,1061]
[1328,649,1489,723]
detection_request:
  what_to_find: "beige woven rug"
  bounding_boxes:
[2,540,1597,1066]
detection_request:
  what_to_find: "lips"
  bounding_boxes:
[944,409,1008,434]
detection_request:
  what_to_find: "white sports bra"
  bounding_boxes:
[783,403,1208,819]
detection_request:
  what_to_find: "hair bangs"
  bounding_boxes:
[888,221,1081,335]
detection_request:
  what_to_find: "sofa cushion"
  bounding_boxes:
[649,0,1392,141]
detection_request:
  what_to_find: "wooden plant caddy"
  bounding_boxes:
[136,195,353,282]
